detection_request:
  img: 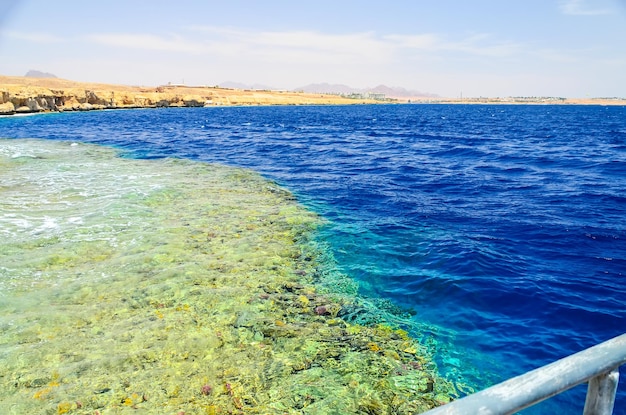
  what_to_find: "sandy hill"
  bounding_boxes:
[0,75,381,115]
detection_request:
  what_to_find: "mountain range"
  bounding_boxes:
[220,81,439,98]
[296,83,439,98]
[21,73,438,99]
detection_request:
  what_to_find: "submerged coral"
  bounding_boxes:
[0,139,456,414]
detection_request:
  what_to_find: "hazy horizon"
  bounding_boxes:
[1,0,625,98]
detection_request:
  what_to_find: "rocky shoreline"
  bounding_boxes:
[0,75,380,115]
[0,87,214,114]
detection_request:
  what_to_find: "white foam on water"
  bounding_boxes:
[33,216,58,233]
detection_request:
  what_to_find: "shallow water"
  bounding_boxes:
[0,139,453,414]
[1,104,625,414]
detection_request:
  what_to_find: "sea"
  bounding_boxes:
[1,104,625,414]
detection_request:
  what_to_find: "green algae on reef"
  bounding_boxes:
[0,139,455,414]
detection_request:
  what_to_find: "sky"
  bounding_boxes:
[0,0,625,98]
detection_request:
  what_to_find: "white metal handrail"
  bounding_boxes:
[422,333,626,415]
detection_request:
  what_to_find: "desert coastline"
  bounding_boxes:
[1,74,625,116]
[0,75,383,116]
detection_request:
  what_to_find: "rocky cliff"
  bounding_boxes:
[0,75,379,115]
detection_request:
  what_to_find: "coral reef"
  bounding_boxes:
[0,139,456,414]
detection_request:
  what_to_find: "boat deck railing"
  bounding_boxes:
[422,333,626,415]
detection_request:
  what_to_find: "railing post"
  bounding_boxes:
[583,367,620,415]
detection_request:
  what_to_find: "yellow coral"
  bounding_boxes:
[367,342,381,352]
[394,328,410,340]
[403,346,418,354]
[33,378,60,400]
[175,304,191,312]
[374,324,395,337]
[57,402,72,414]
[297,295,309,306]
[346,324,362,335]
[33,388,51,400]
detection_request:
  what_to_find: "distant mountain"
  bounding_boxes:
[368,84,439,98]
[295,83,438,98]
[293,83,357,95]
[25,70,58,78]
[219,81,439,98]
[219,81,277,91]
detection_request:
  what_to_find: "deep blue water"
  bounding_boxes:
[2,104,625,413]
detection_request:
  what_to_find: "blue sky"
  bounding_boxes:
[0,0,625,97]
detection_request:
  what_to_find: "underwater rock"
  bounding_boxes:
[200,384,212,395]
[338,304,383,325]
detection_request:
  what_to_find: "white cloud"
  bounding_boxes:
[83,28,392,65]
[254,30,389,61]
[559,0,614,15]
[187,26,392,64]
[85,33,206,54]
[3,31,64,43]
[444,34,525,57]
[84,26,526,66]
[531,48,581,63]
[238,28,524,60]
[383,33,441,50]
[385,32,523,58]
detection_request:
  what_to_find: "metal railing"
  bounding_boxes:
[422,333,626,415]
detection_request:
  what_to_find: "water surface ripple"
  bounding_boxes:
[1,104,625,414]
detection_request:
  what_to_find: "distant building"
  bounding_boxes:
[344,92,387,101]
[366,92,386,100]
